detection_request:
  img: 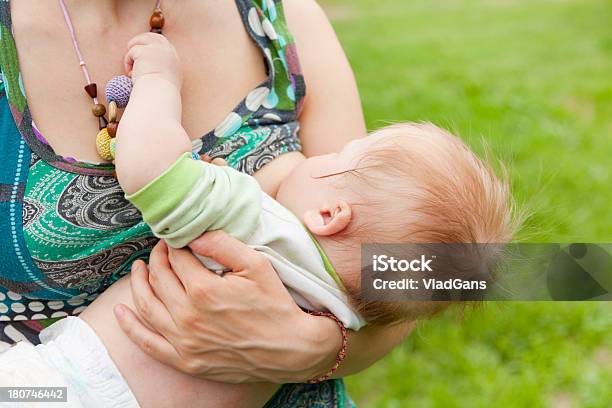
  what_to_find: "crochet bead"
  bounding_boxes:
[109,138,116,159]
[107,121,118,137]
[95,128,114,161]
[108,101,118,122]
[105,75,133,108]
[84,83,97,98]
[92,103,106,117]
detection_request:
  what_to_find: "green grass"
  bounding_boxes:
[319,0,612,406]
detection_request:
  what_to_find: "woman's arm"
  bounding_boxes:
[253,0,367,195]
[116,232,413,382]
[335,321,414,378]
[284,0,367,155]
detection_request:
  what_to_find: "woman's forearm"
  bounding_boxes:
[299,314,414,380]
[335,321,414,377]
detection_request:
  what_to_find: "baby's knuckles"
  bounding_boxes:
[130,36,181,85]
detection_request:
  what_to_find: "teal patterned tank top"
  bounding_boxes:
[0,2,357,406]
[0,0,304,318]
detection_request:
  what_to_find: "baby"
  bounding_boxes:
[114,33,514,329]
[0,33,514,406]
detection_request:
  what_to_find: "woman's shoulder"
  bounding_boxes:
[283,0,333,37]
[279,0,368,155]
[283,0,328,19]
[233,0,331,34]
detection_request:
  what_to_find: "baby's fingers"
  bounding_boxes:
[211,158,228,166]
[198,155,228,166]
[126,32,166,50]
[123,44,145,76]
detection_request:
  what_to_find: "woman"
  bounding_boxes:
[0,0,411,406]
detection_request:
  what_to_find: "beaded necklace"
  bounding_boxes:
[58,0,165,162]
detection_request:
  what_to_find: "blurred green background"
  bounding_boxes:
[318,0,612,406]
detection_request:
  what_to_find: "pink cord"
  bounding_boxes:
[58,0,162,104]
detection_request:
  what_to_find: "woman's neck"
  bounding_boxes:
[61,0,161,25]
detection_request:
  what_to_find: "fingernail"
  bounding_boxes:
[114,305,125,318]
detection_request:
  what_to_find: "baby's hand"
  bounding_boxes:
[124,33,181,89]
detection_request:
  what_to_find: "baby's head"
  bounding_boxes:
[276,122,516,325]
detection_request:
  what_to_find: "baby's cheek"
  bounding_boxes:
[336,257,361,292]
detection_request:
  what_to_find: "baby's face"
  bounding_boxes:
[276,132,389,222]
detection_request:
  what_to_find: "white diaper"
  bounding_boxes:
[0,317,138,408]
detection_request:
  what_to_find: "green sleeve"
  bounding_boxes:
[126,153,261,248]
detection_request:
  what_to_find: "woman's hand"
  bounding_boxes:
[113,231,342,384]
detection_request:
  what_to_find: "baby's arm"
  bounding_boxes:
[126,154,262,249]
[114,33,261,249]
[114,33,191,195]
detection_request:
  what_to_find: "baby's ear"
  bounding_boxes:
[303,200,352,236]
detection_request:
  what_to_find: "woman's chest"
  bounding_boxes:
[11,1,267,162]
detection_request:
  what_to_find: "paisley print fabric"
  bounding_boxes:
[207,123,302,174]
[57,173,142,230]
[1,1,352,406]
[264,380,356,408]
[33,237,158,292]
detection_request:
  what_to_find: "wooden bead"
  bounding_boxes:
[107,121,119,137]
[92,103,106,117]
[150,13,165,29]
[98,116,108,130]
[108,101,118,122]
[84,83,97,98]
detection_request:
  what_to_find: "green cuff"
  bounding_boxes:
[125,152,201,224]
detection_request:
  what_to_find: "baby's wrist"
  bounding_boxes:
[132,72,181,92]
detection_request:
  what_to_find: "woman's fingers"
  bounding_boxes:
[145,241,190,316]
[129,260,180,335]
[166,245,222,295]
[188,230,270,275]
[113,304,184,369]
